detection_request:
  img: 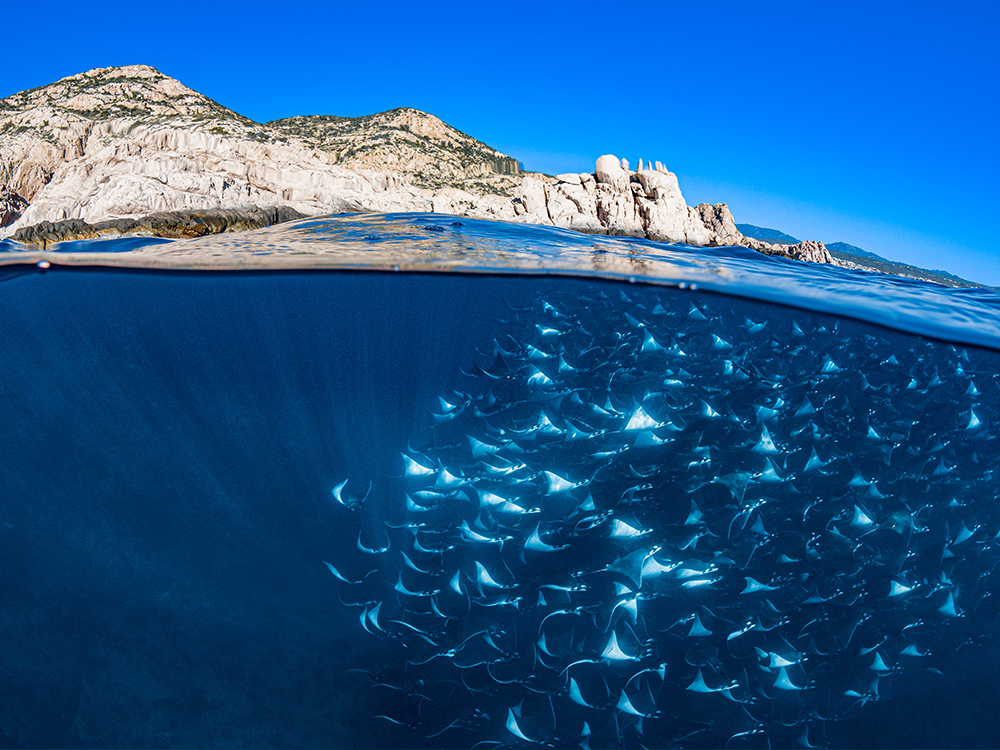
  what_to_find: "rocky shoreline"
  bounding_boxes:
[1,64,831,265]
[8,152,833,265]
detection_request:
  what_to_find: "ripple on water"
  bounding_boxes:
[2,212,999,350]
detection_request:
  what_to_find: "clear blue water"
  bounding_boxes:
[2,214,1000,748]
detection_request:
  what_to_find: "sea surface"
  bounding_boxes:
[1,213,1000,749]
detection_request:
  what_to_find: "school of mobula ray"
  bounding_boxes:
[322,284,1000,748]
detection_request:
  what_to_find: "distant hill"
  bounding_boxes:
[736,224,800,245]
[829,248,991,290]
[826,241,887,262]
[741,222,995,290]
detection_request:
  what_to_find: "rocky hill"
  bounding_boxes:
[268,109,520,193]
[0,65,829,263]
[0,65,519,233]
[0,65,262,209]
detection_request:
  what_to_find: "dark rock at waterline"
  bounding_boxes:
[11,205,305,247]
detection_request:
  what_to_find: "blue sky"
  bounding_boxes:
[3,1,998,284]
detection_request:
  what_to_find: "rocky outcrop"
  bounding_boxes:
[511,156,784,253]
[702,205,830,264]
[732,232,834,264]
[695,202,743,246]
[506,155,832,263]
[780,239,834,264]
[11,205,305,247]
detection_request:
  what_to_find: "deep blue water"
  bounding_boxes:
[2,215,1000,749]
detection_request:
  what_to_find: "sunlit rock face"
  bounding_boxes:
[0,66,517,236]
[0,66,427,231]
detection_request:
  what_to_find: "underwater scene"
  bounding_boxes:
[2,214,1000,748]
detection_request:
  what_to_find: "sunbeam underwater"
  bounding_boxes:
[2,213,1000,748]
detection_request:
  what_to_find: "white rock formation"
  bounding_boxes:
[595,154,628,191]
[9,123,431,230]
[515,154,738,246]
[503,155,833,262]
